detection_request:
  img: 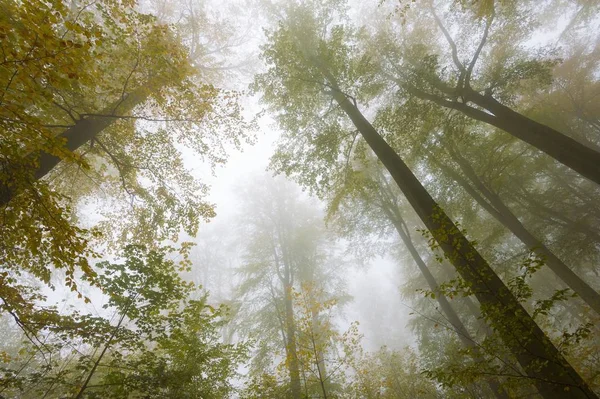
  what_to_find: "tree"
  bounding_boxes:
[293,282,361,398]
[234,176,348,398]
[375,0,600,185]
[0,0,252,338]
[253,1,597,396]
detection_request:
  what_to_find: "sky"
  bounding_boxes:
[169,1,421,352]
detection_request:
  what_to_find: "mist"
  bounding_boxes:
[1,0,599,398]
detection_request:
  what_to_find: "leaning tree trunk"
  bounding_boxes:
[326,85,597,398]
[440,145,600,316]
[407,86,600,186]
[381,203,509,399]
[465,89,600,186]
[1,86,151,207]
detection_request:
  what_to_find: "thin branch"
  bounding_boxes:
[74,293,138,399]
[94,138,136,204]
[429,5,465,74]
[465,10,495,88]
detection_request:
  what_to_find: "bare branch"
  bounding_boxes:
[465,10,495,88]
[429,6,465,74]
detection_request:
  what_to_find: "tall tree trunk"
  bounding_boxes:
[328,88,597,398]
[1,87,151,207]
[310,308,328,398]
[284,283,302,399]
[407,86,600,185]
[441,145,600,315]
[381,204,509,398]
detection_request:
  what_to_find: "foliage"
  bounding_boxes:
[350,346,439,398]
[1,0,253,358]
[2,0,600,396]
[0,245,247,398]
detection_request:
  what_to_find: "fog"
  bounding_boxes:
[1,0,599,398]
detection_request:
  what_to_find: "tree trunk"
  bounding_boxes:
[443,145,600,315]
[310,308,328,398]
[408,86,600,185]
[330,89,597,399]
[1,87,150,207]
[464,89,600,186]
[284,283,302,399]
[382,204,509,398]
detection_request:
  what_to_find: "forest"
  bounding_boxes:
[1,0,599,397]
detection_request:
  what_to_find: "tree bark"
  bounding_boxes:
[284,283,302,399]
[330,89,597,399]
[408,86,600,185]
[442,145,600,315]
[1,87,150,207]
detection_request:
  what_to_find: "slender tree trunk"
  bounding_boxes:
[1,87,151,207]
[284,283,302,399]
[74,294,137,399]
[329,88,597,398]
[310,308,328,398]
[442,146,600,315]
[384,207,473,342]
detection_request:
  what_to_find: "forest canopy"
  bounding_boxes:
[1,0,599,398]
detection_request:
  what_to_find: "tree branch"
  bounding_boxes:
[465,10,495,88]
[430,5,465,75]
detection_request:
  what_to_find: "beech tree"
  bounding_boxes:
[234,177,348,398]
[0,0,252,340]
[253,1,597,396]
[374,0,600,185]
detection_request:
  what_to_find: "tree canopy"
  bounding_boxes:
[1,0,599,397]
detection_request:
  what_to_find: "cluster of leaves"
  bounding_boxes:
[1,245,248,398]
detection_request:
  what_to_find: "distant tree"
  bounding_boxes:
[235,176,348,398]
